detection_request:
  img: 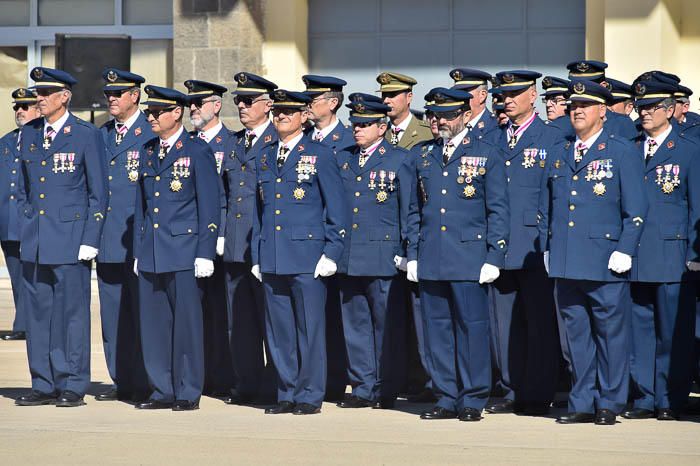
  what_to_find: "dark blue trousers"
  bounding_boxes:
[262,273,327,407]
[22,261,91,396]
[420,279,491,412]
[338,274,405,401]
[325,275,348,398]
[630,281,695,412]
[489,267,559,404]
[2,240,24,332]
[96,262,148,397]
[407,279,430,392]
[199,256,234,395]
[555,279,630,414]
[138,270,204,403]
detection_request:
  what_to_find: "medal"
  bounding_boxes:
[478,167,486,175]
[293,187,305,200]
[463,185,476,198]
[457,176,465,184]
[662,181,675,194]
[593,182,606,196]
[170,178,183,192]
[128,170,139,182]
[376,190,388,203]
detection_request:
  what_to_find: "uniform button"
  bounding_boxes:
[11,170,16,174]
[440,208,446,214]
[677,234,681,239]
[40,176,45,182]
[275,209,281,215]
[477,234,482,239]
[14,158,18,162]
[505,161,511,166]
[9,195,14,200]
[275,225,281,231]
[276,178,282,183]
[241,166,246,171]
[569,205,575,211]
[308,234,314,238]
[155,192,160,197]
[571,190,577,196]
[441,189,447,195]
[155,176,161,181]
[187,229,192,233]
[572,175,578,181]
[353,207,359,213]
[385,234,390,239]
[39,210,45,215]
[153,207,159,213]
[41,160,46,166]
[111,160,116,166]
[236,213,242,218]
[606,233,611,238]
[355,192,360,197]
[443,171,448,177]
[39,193,45,199]
[356,176,362,182]
[107,206,112,212]
[10,183,14,187]
[507,178,510,183]
[352,223,358,229]
[154,223,159,228]
[236,197,242,202]
[275,193,282,199]
[108,175,113,180]
[568,221,574,227]
[441,226,446,231]
[239,181,245,186]
[109,191,112,196]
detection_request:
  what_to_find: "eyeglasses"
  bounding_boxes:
[234,95,269,106]
[635,104,666,114]
[13,104,33,111]
[190,98,218,108]
[352,121,379,129]
[310,96,332,105]
[144,107,177,119]
[104,89,130,99]
[543,97,567,105]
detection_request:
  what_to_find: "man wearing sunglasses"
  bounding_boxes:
[92,68,153,403]
[184,79,233,399]
[220,72,279,406]
[0,88,39,342]
[15,67,107,408]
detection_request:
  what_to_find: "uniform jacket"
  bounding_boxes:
[545,114,575,139]
[630,129,700,282]
[305,120,355,154]
[605,110,639,141]
[406,136,509,281]
[336,140,411,277]
[471,110,501,143]
[386,115,433,150]
[0,129,22,241]
[133,130,220,273]
[538,130,648,282]
[98,112,154,262]
[17,114,107,264]
[252,137,348,275]
[195,124,230,241]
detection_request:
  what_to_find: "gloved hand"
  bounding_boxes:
[251,264,262,282]
[544,251,550,274]
[216,237,225,256]
[314,254,337,278]
[77,245,98,261]
[687,261,700,272]
[194,257,215,278]
[478,263,500,284]
[394,255,408,272]
[406,260,418,282]
[608,251,632,274]
[133,258,138,276]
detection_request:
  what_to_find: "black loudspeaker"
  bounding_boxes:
[55,34,131,111]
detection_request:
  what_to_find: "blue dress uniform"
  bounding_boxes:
[97,69,152,400]
[489,70,562,413]
[302,74,354,400]
[406,89,510,419]
[184,79,234,396]
[335,101,411,406]
[626,81,700,418]
[17,68,107,403]
[252,90,348,412]
[674,85,700,127]
[133,86,220,408]
[542,76,575,139]
[0,88,34,338]
[538,81,648,420]
[449,68,500,142]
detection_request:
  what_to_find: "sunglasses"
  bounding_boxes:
[234,95,269,106]
[13,104,34,111]
[352,121,380,129]
[35,88,62,97]
[144,107,177,119]
[427,110,463,121]
[104,89,130,99]
[272,107,302,116]
[189,98,218,109]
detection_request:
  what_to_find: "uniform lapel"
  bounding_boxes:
[359,140,390,174]
[45,113,75,155]
[644,130,675,173]
[574,130,610,175]
[156,130,187,174]
[278,140,304,177]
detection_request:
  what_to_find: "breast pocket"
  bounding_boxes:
[59,204,87,222]
[291,225,324,241]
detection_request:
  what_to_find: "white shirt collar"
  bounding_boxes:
[44,110,70,135]
[160,125,184,152]
[278,131,305,154]
[248,120,270,144]
[645,124,672,147]
[575,127,604,150]
[116,109,142,131]
[199,121,223,144]
[468,109,486,130]
[314,118,340,140]
[394,113,412,132]
[447,125,471,148]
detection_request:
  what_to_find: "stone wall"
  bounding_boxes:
[174,0,266,130]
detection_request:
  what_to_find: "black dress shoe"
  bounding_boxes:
[172,400,199,411]
[264,401,295,414]
[372,397,396,410]
[337,396,373,408]
[15,391,57,406]
[458,407,483,422]
[485,399,515,414]
[55,391,86,407]
[407,389,437,403]
[2,331,26,341]
[420,406,457,420]
[621,408,654,419]
[594,409,616,425]
[657,408,679,421]
[556,412,595,424]
[135,399,173,410]
[94,388,118,401]
[293,403,321,415]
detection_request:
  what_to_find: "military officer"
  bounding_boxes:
[448,68,500,141]
[491,91,509,128]
[133,85,220,411]
[184,79,233,397]
[334,99,411,409]
[377,72,433,150]
[94,68,153,402]
[567,60,639,140]
[539,80,648,425]
[673,84,700,127]
[0,88,39,341]
[302,74,353,401]
[220,72,279,405]
[406,88,509,421]
[606,78,634,117]
[541,76,574,138]
[252,90,347,415]
[15,68,107,407]
[623,80,700,421]
[487,70,562,415]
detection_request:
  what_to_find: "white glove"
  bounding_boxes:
[216,237,225,256]
[478,263,500,284]
[608,251,632,274]
[133,258,138,276]
[543,251,550,274]
[314,254,337,278]
[394,255,408,272]
[194,257,215,278]
[78,245,98,261]
[406,260,418,282]
[251,264,262,282]
[687,261,700,272]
